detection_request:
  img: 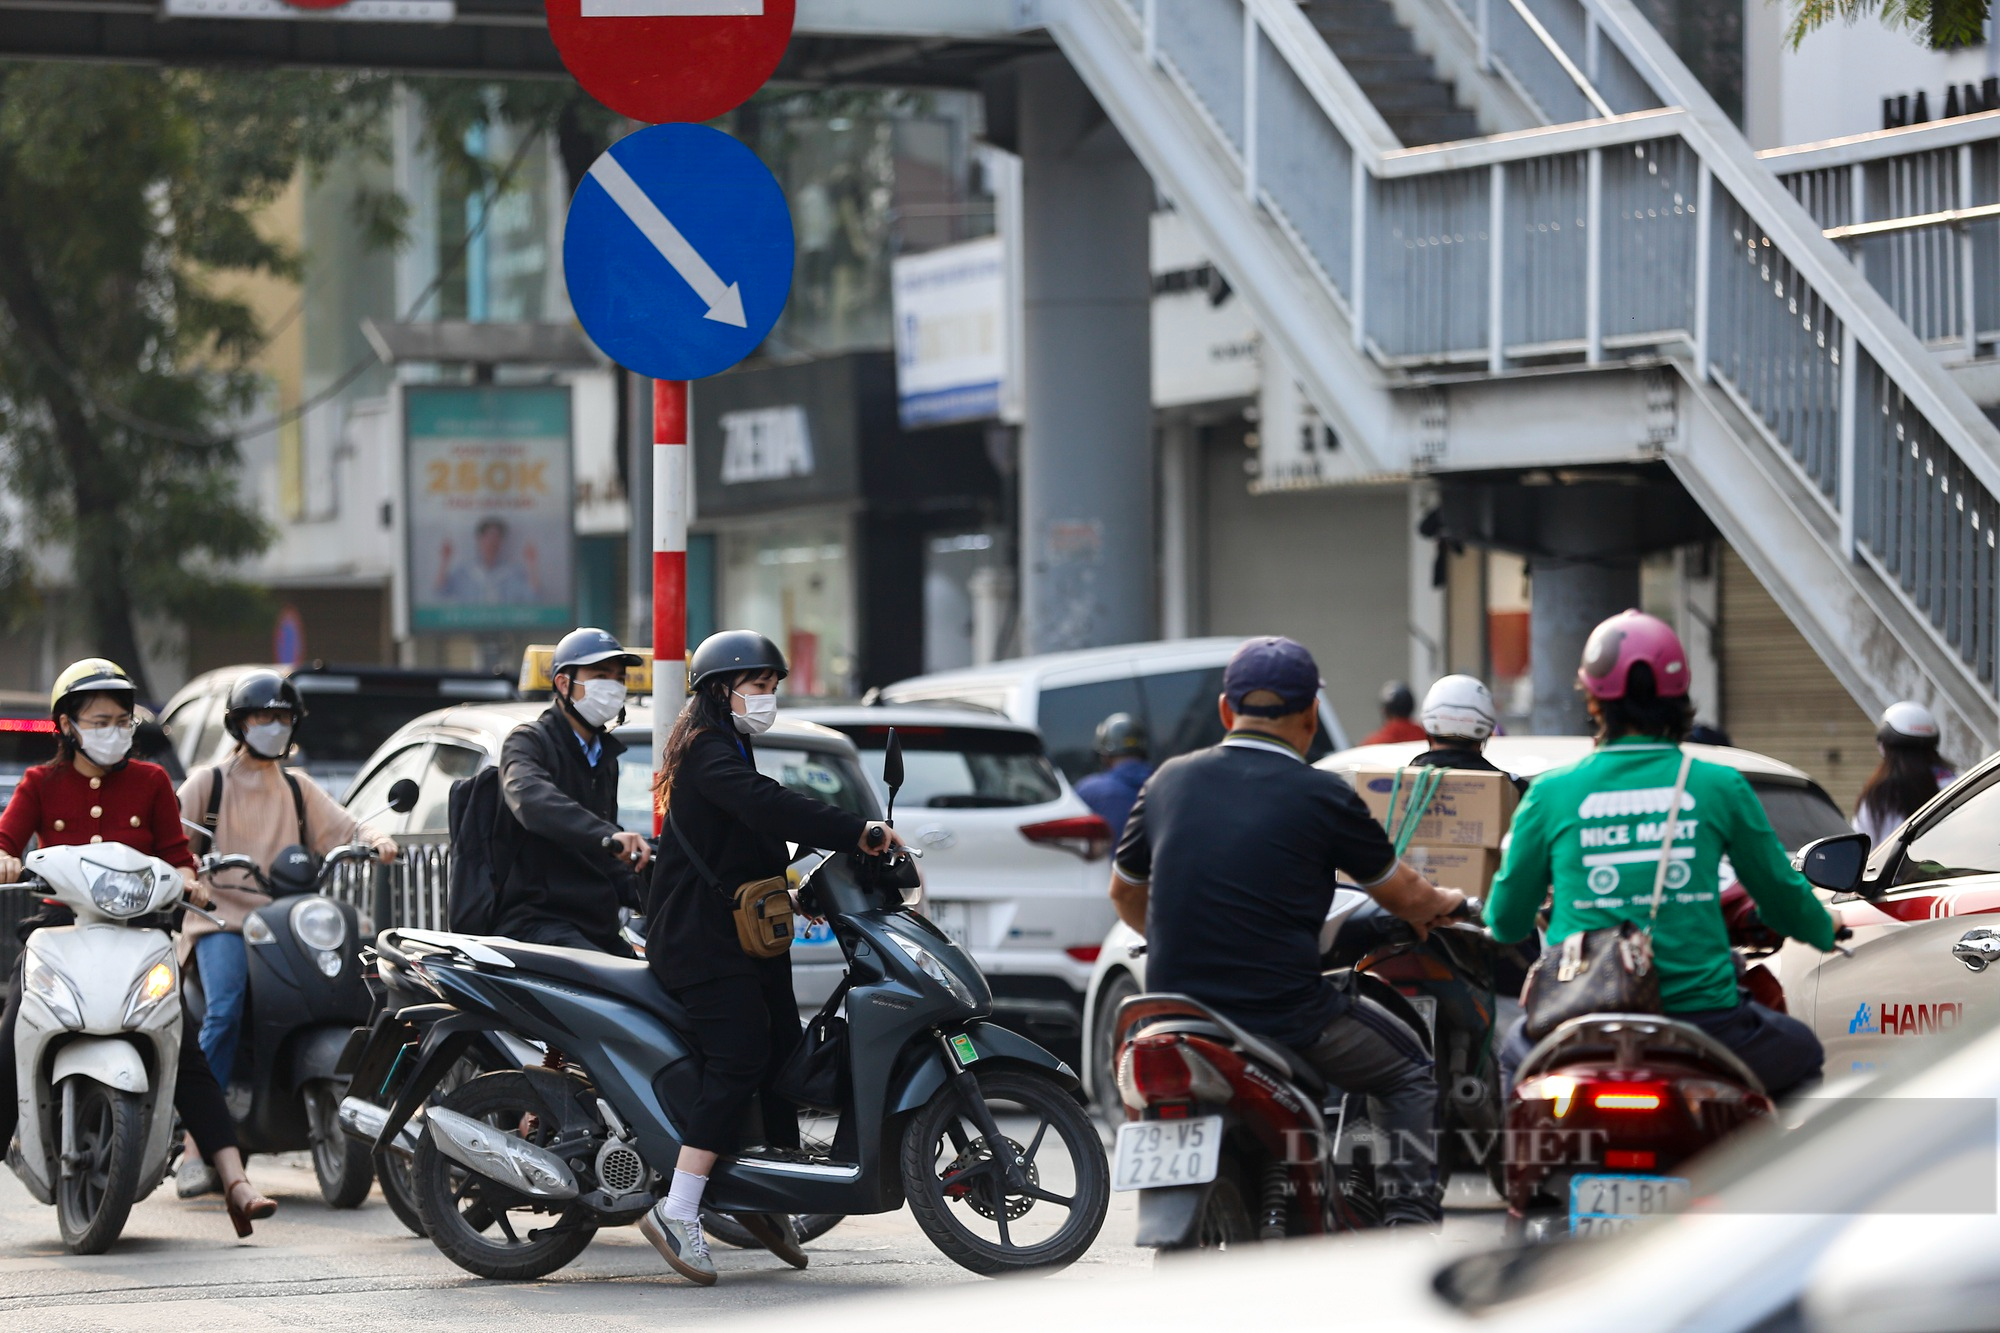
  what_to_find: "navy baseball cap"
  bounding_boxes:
[1224,636,1323,717]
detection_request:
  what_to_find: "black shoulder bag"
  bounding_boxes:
[768,976,850,1111]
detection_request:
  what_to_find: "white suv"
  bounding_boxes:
[873,637,1351,786]
[784,704,1113,1053]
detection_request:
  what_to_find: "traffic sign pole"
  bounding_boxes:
[652,377,688,827]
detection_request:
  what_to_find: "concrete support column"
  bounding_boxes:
[1016,54,1155,652]
[1529,557,1639,735]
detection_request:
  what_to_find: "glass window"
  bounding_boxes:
[411,743,485,834]
[719,517,855,698]
[1750,782,1851,853]
[1137,667,1227,765]
[1895,775,2000,884]
[344,745,431,835]
[291,695,460,767]
[194,698,231,768]
[1036,678,1144,784]
[844,726,1060,809]
[617,752,658,833]
[159,699,207,769]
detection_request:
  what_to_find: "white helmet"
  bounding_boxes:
[1879,700,1940,746]
[1420,675,1497,743]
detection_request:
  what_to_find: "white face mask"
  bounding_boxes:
[243,720,293,760]
[732,690,778,736]
[74,722,134,768]
[570,678,628,729]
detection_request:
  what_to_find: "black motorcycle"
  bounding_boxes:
[342,732,1110,1279]
[182,777,417,1206]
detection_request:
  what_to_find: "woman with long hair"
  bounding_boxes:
[635,630,902,1286]
[0,659,276,1235]
[1853,701,1953,846]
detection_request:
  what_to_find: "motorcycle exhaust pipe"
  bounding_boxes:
[425,1106,579,1200]
[338,1096,421,1160]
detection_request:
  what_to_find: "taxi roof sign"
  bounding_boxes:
[520,644,656,696]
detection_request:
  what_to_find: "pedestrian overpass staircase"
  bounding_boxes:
[1036,0,2000,760]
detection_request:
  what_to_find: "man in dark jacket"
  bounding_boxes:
[496,627,650,954]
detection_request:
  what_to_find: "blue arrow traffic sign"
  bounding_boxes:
[564,123,794,381]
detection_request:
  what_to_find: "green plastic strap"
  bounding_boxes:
[1388,766,1444,860]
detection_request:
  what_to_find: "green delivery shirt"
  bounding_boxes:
[1485,737,1836,1013]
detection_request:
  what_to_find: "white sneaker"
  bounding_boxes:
[176,1157,220,1199]
[639,1204,717,1285]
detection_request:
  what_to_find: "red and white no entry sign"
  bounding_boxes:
[545,0,797,125]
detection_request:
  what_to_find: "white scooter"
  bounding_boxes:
[5,842,205,1253]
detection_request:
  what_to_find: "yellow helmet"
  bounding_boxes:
[50,657,136,719]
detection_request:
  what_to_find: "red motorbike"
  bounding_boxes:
[1109,898,1488,1250]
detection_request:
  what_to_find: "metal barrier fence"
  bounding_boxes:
[1100,0,2000,709]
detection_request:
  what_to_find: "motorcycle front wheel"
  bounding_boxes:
[306,1080,374,1209]
[412,1072,598,1280]
[901,1066,1109,1276]
[55,1078,146,1255]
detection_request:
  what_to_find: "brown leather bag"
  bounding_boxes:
[1521,753,1694,1041]
[668,811,795,960]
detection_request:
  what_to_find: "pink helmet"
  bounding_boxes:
[1578,610,1690,700]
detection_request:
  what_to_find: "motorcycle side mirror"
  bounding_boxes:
[882,728,904,825]
[1798,832,1871,894]
[387,778,420,815]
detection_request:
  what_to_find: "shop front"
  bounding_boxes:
[691,351,1002,696]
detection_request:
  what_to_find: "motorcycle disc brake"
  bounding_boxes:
[941,1136,1037,1221]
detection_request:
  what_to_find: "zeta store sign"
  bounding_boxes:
[404,386,574,634]
[891,236,1006,429]
[721,405,814,484]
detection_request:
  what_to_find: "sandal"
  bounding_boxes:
[224,1180,277,1238]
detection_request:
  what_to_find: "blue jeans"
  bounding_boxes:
[194,932,250,1090]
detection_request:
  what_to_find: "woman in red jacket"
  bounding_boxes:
[0,659,276,1236]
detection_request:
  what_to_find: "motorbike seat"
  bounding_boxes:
[482,940,698,1035]
[1125,999,1328,1100]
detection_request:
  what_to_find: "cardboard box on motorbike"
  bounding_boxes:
[1352,767,1518,893]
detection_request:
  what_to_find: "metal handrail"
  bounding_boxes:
[1758,109,2000,173]
[1071,0,2000,731]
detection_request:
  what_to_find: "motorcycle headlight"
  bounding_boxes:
[884,931,978,1007]
[23,949,83,1029]
[123,959,177,1026]
[291,897,347,953]
[89,867,153,918]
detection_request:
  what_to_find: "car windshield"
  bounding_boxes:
[842,725,1062,809]
[615,743,875,831]
[1751,780,1852,852]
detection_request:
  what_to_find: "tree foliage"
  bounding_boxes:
[1785,0,1987,51]
[0,62,391,695]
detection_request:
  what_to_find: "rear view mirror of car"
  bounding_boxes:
[1798,832,1870,894]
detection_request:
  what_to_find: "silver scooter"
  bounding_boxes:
[4,842,207,1253]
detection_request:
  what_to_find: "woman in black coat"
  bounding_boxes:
[638,630,901,1286]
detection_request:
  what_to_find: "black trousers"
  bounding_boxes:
[669,964,802,1155]
[506,915,636,958]
[1500,998,1824,1099]
[0,956,240,1161]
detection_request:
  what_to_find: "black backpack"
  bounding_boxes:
[447,765,517,935]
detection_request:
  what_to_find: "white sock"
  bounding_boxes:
[662,1168,707,1222]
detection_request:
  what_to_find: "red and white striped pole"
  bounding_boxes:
[652,378,688,831]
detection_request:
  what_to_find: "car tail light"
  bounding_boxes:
[0,718,55,733]
[1117,1035,1231,1110]
[1021,815,1113,861]
[1590,1082,1669,1112]
[1065,946,1101,963]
